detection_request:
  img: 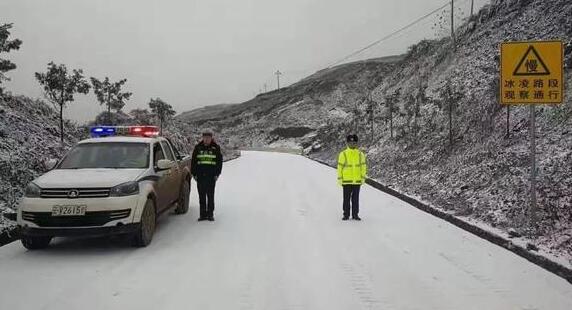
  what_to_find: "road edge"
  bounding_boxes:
[309,157,572,284]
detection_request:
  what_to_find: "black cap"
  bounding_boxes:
[346,134,358,142]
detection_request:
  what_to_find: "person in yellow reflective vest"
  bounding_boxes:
[337,134,367,221]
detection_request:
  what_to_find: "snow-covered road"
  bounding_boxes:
[1,151,571,310]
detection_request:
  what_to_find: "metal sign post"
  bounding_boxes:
[529,104,537,229]
[500,40,563,233]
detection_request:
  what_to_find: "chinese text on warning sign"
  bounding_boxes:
[500,41,563,105]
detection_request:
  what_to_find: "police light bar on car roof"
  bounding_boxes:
[129,126,160,137]
[89,126,160,138]
[90,126,116,137]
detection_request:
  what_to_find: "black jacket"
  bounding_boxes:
[191,141,223,178]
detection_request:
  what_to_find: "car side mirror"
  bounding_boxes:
[177,154,190,161]
[156,159,175,170]
[45,158,58,170]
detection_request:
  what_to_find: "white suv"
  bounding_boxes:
[17,126,192,249]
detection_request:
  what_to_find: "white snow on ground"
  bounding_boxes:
[389,186,572,269]
[0,151,571,310]
[267,139,303,151]
[459,214,572,269]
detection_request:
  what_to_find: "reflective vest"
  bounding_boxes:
[196,152,217,166]
[337,147,367,186]
[191,142,223,177]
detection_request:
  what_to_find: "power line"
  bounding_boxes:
[257,0,473,94]
[325,1,452,68]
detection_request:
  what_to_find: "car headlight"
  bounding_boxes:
[110,181,140,197]
[25,182,41,198]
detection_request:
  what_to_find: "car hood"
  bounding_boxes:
[34,169,146,188]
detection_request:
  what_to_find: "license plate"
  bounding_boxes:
[52,205,87,216]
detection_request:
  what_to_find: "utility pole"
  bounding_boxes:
[275,70,282,90]
[451,0,456,49]
[470,0,474,17]
[370,106,374,143]
[264,83,267,93]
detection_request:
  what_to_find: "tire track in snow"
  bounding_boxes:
[340,261,385,309]
[438,252,513,302]
[238,275,255,310]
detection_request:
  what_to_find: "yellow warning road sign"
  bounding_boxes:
[500,40,563,105]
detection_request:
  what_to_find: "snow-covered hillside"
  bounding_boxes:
[0,95,83,233]
[177,55,404,148]
[176,0,572,260]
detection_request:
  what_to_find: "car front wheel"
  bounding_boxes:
[174,179,190,215]
[132,199,156,247]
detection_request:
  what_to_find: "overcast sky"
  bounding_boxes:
[1,0,488,123]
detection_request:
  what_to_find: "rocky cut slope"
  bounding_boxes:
[177,0,572,260]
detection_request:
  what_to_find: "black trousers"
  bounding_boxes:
[342,185,361,218]
[197,177,216,217]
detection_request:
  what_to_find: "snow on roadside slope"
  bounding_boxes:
[0,95,81,233]
[388,182,572,269]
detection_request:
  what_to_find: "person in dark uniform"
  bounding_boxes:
[191,132,223,221]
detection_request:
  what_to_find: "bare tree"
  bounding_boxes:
[384,88,401,139]
[414,82,428,137]
[91,77,132,125]
[438,79,464,147]
[148,98,176,134]
[35,62,90,143]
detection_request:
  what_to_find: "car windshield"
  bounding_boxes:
[58,142,149,169]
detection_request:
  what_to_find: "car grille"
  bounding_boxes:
[22,209,131,227]
[40,188,111,199]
